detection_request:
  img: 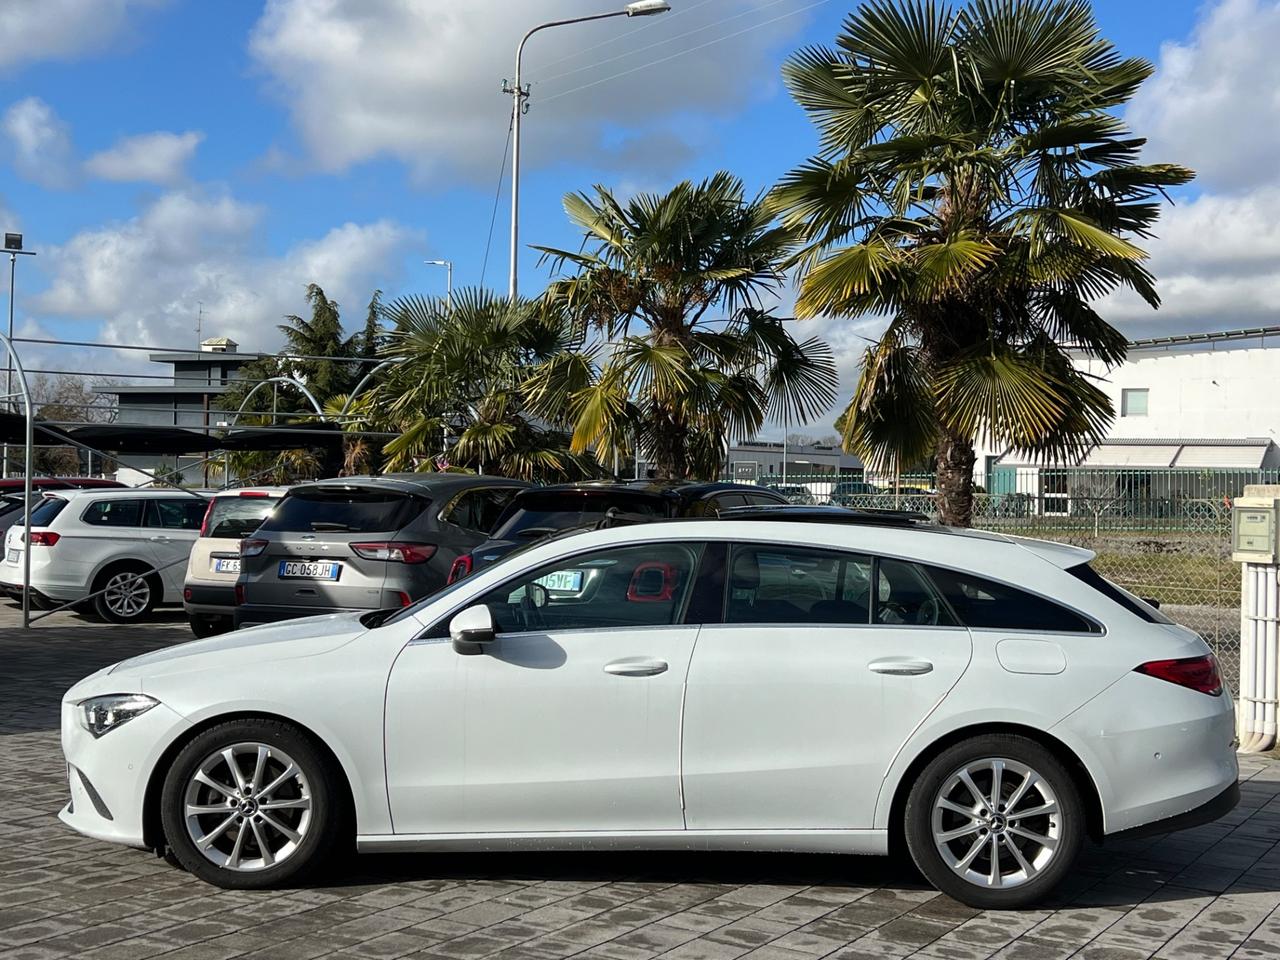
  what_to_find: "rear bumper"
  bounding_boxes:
[1109,781,1240,841]
[183,582,236,618]
[234,602,364,629]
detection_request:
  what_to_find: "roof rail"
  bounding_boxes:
[718,504,932,527]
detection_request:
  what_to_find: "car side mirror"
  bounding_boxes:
[450,604,496,655]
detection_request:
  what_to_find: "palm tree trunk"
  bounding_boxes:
[935,425,976,527]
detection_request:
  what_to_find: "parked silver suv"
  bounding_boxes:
[234,474,529,627]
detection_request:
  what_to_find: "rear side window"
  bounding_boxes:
[259,488,420,534]
[492,492,666,541]
[82,499,144,528]
[201,496,280,539]
[926,566,1099,633]
[26,497,69,526]
[148,498,207,530]
[1068,563,1172,624]
[727,544,875,624]
[440,487,521,533]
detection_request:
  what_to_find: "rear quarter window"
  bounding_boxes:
[259,488,421,534]
[926,565,1100,634]
[26,497,69,526]
[1068,563,1172,624]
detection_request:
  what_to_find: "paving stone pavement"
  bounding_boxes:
[4,605,1280,960]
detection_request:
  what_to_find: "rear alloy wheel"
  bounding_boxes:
[160,719,340,888]
[904,734,1084,908]
[93,568,157,623]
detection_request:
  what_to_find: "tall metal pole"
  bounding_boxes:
[5,253,14,480]
[506,5,668,300]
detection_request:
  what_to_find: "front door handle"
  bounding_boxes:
[604,657,669,677]
[869,657,934,676]
[149,535,172,543]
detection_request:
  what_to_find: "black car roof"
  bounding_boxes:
[509,480,780,501]
[294,473,530,496]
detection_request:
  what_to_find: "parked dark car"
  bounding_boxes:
[234,474,529,628]
[451,480,788,581]
[825,480,881,506]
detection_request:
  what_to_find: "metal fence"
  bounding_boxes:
[744,467,1265,688]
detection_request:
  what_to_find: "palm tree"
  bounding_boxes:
[363,288,598,481]
[531,172,838,479]
[772,0,1193,525]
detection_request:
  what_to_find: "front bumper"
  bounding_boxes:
[59,697,191,848]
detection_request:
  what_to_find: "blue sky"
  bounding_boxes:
[0,0,1273,432]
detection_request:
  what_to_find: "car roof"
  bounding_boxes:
[510,480,777,501]
[49,487,212,500]
[294,473,530,496]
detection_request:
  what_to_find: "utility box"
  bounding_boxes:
[1232,488,1280,563]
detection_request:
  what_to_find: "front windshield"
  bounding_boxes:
[491,492,666,540]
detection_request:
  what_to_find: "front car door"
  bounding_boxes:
[681,542,973,830]
[384,540,705,836]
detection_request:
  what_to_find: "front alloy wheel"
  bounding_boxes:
[905,734,1083,908]
[161,720,340,888]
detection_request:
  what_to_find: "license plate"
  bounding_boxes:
[278,560,341,580]
[6,549,16,563]
[212,557,240,574]
[536,569,583,592]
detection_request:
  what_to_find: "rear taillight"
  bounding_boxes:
[235,583,246,605]
[1134,655,1223,696]
[241,538,268,558]
[350,542,436,564]
[447,554,473,584]
[29,531,60,546]
[396,591,412,607]
[198,498,216,537]
[183,588,192,602]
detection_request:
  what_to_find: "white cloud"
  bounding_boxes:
[85,130,204,185]
[248,0,813,182]
[1107,0,1280,336]
[0,0,165,71]
[1128,0,1280,193]
[2,97,75,188]
[34,190,417,357]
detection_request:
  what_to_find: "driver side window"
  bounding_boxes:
[475,542,703,634]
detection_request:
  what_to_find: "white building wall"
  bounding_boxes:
[974,344,1280,476]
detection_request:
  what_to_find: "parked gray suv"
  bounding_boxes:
[233,474,529,627]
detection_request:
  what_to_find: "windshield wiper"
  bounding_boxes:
[310,521,354,531]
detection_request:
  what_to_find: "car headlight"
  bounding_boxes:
[78,694,159,738]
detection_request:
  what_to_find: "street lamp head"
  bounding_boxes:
[625,0,670,16]
[4,233,21,252]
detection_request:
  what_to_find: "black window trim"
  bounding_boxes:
[79,497,149,528]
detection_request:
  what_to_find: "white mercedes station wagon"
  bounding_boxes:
[59,512,1239,908]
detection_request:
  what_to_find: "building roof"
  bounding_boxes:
[201,336,238,348]
[147,352,261,364]
[101,384,235,396]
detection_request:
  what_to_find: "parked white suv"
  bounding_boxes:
[0,488,208,622]
[183,486,288,637]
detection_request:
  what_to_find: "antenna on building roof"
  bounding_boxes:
[195,301,203,348]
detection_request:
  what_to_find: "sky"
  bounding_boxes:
[0,0,1271,435]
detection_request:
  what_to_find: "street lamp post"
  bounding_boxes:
[425,259,453,305]
[3,234,35,480]
[506,0,670,300]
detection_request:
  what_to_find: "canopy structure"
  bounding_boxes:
[0,416,344,455]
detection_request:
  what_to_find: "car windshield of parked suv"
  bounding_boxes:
[258,487,421,534]
[490,491,667,541]
[202,495,280,539]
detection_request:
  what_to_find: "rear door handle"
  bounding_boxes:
[149,535,172,543]
[604,657,669,677]
[869,657,934,676]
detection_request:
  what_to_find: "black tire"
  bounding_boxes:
[904,733,1084,909]
[91,563,159,624]
[189,615,231,638]
[161,719,341,889]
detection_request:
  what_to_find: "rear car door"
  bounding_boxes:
[681,543,972,830]
[245,484,426,612]
[144,497,207,594]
